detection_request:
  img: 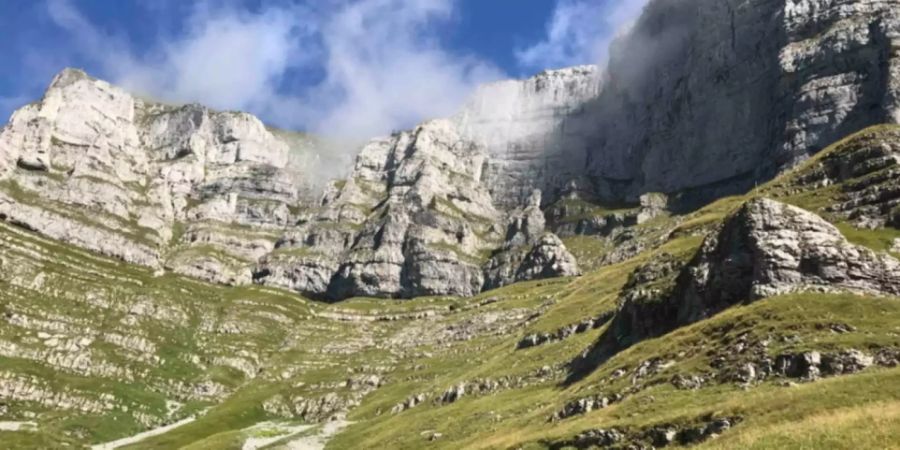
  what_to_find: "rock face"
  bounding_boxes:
[582,0,900,206]
[0,70,580,301]
[612,198,900,345]
[779,126,900,229]
[0,69,311,282]
[453,65,603,208]
[3,0,899,301]
[514,234,581,283]
[483,190,576,290]
[261,120,502,299]
[256,124,579,299]
[442,0,900,208]
[677,198,900,323]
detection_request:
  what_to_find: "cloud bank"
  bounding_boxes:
[39,0,653,138]
[515,0,650,72]
[44,0,503,140]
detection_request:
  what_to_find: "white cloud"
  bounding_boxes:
[46,0,314,116]
[124,6,314,114]
[296,0,503,138]
[44,0,503,140]
[516,0,649,72]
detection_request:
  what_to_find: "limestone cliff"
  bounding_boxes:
[3,0,899,300]
[0,70,579,300]
[0,69,320,285]
[452,65,603,208]
[439,0,900,209]
[255,121,579,300]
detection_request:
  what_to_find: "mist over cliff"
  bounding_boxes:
[3,0,900,301]
[5,2,900,449]
[456,0,900,209]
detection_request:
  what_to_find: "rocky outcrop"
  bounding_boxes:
[0,69,584,301]
[482,191,580,290]
[0,68,313,282]
[514,234,580,282]
[676,198,900,322]
[550,393,620,421]
[776,126,900,229]
[517,311,613,350]
[548,416,742,450]
[257,120,502,299]
[257,124,579,300]
[610,198,900,347]
[325,121,499,299]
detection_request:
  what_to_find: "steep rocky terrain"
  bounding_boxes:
[447,0,900,209]
[3,0,900,449]
[0,70,580,301]
[4,125,900,449]
[256,122,579,300]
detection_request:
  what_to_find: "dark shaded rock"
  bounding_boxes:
[671,374,708,390]
[550,394,615,421]
[517,311,613,349]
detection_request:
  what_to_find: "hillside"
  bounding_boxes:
[4,0,900,448]
[2,125,900,448]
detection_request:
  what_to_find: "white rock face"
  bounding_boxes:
[0,69,312,280]
[3,0,895,301]
[257,121,579,299]
[681,198,900,318]
[453,66,602,208]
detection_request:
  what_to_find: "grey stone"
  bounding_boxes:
[679,199,900,323]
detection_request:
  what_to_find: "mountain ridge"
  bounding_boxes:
[0,67,596,301]
[4,0,900,448]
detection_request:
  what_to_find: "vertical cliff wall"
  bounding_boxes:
[446,0,900,209]
[585,0,900,206]
[453,66,603,208]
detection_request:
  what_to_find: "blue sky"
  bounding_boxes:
[0,0,647,138]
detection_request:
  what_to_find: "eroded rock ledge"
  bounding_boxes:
[614,198,900,345]
[0,69,579,301]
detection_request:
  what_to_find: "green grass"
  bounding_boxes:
[836,222,900,256]
[561,235,611,270]
[0,178,162,248]
[549,197,637,224]
[4,125,900,450]
[326,292,900,449]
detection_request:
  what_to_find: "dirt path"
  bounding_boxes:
[280,420,350,450]
[0,421,36,431]
[90,416,197,450]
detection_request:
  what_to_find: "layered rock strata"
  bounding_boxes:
[612,198,900,345]
[0,69,309,284]
[256,122,579,299]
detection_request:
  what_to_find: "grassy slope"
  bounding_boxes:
[330,124,900,449]
[2,126,900,449]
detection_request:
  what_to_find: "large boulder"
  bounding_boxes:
[515,233,581,283]
[677,198,900,323]
[611,198,900,346]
